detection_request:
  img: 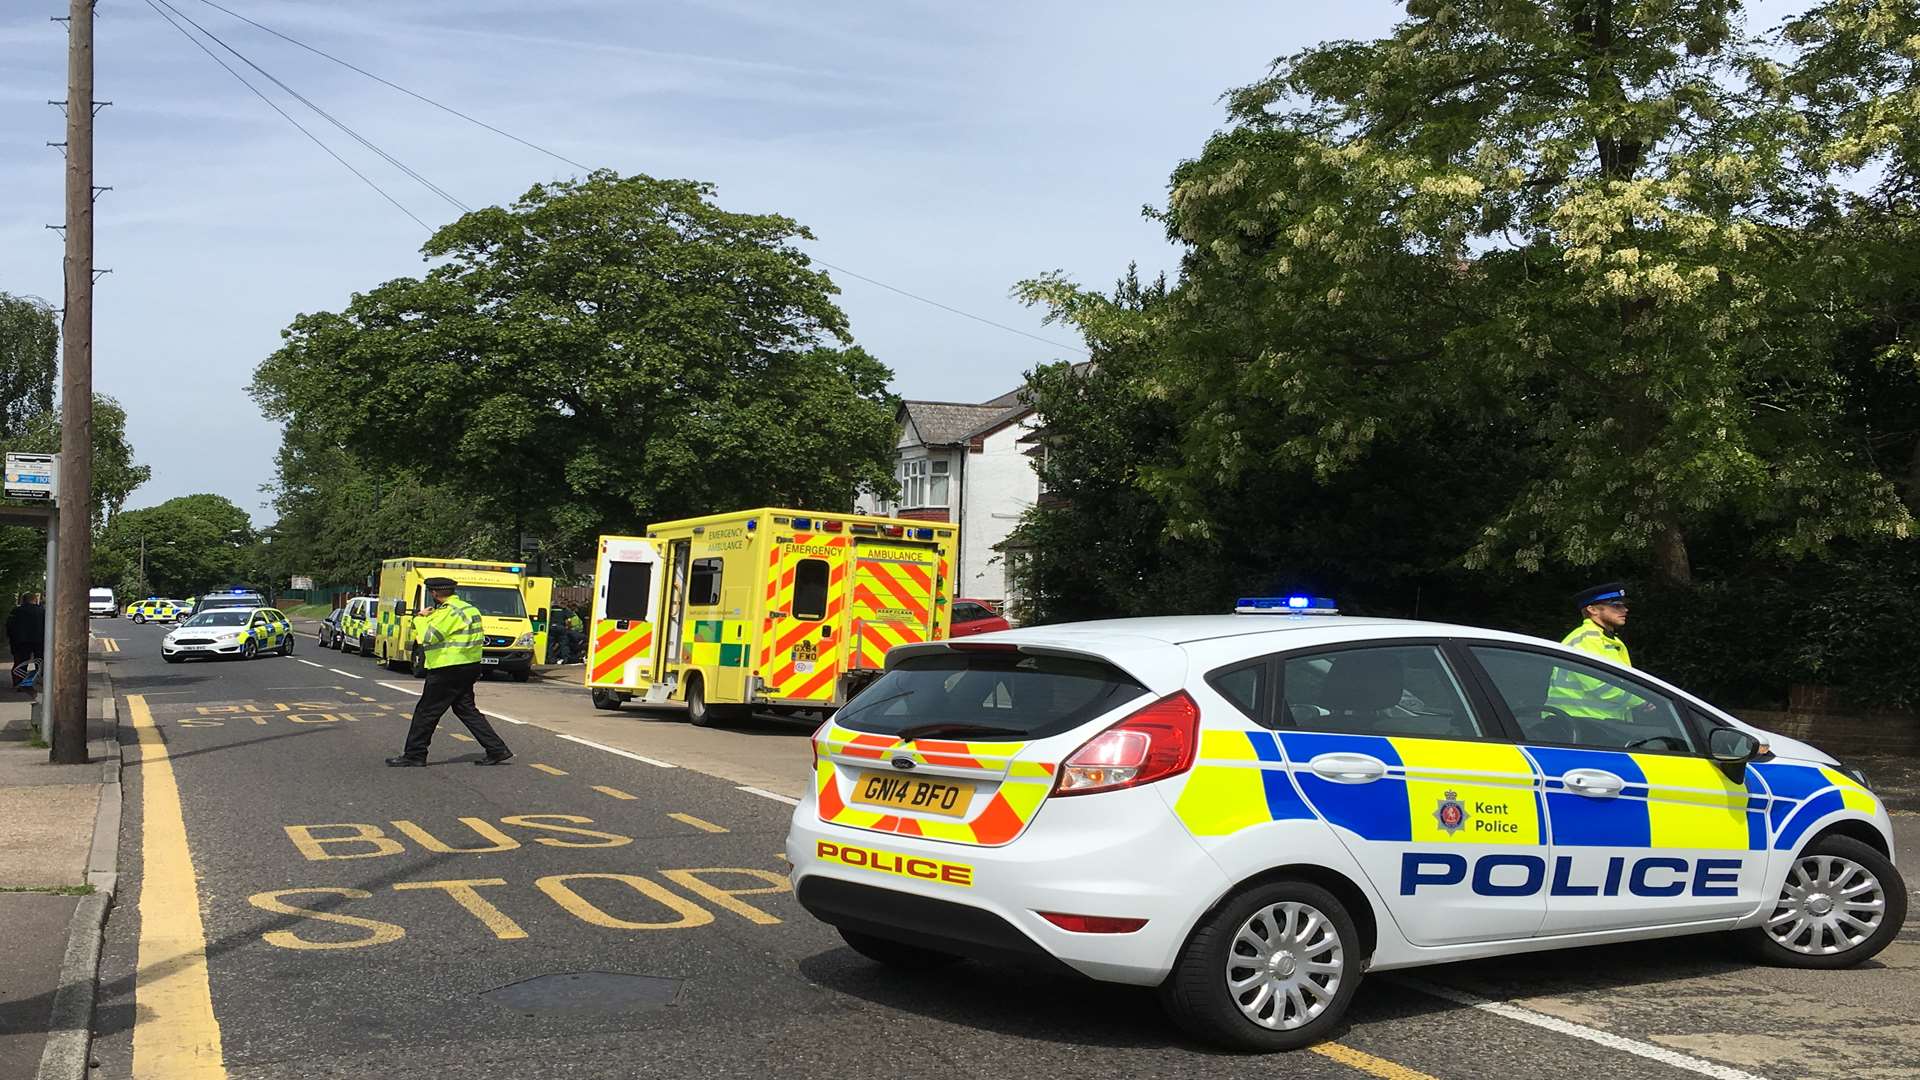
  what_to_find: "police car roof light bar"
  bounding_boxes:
[1235,595,1339,615]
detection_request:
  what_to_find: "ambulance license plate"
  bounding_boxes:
[480,657,498,665]
[850,772,973,818]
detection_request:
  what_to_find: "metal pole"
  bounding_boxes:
[52,0,94,764]
[39,515,58,745]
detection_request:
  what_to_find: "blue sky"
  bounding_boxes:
[0,1,1809,521]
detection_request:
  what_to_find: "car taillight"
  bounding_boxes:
[810,717,832,768]
[1037,912,1149,934]
[1053,691,1198,796]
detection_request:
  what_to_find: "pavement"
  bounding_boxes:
[0,640,120,1080]
[6,618,1909,1079]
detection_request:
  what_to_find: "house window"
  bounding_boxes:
[900,458,950,509]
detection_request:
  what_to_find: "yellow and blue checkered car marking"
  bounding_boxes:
[1173,728,1879,857]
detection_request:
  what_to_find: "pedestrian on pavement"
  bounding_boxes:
[386,577,513,767]
[6,591,45,692]
[564,607,586,665]
[546,606,574,664]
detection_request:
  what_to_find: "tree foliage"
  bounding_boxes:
[1012,0,1920,707]
[251,171,899,575]
[96,494,255,599]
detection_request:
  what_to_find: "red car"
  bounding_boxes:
[948,598,1010,637]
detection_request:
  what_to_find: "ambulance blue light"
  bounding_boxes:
[913,528,934,540]
[746,519,757,532]
[792,516,813,530]
[1235,595,1339,615]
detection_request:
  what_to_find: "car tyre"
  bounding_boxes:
[1737,834,1906,969]
[241,640,258,661]
[132,613,146,624]
[162,654,180,664]
[281,635,294,657]
[1158,878,1363,1052]
[590,689,624,711]
[512,669,530,683]
[837,928,963,969]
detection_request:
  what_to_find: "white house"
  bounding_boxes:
[856,389,1037,607]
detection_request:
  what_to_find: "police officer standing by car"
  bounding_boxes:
[386,577,513,767]
[1563,581,1632,667]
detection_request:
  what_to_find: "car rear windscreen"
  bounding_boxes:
[834,650,1149,742]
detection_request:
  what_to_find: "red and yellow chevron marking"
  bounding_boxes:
[811,722,1058,845]
[760,532,849,702]
[848,554,934,670]
[588,619,654,688]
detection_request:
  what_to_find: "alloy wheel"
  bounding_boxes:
[1225,900,1345,1030]
[1766,854,1887,956]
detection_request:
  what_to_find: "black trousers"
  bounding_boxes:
[401,663,509,760]
[9,641,43,688]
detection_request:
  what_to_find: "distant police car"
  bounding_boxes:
[785,597,1906,1051]
[125,598,187,624]
[162,606,295,662]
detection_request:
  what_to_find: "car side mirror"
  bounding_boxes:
[1708,727,1762,764]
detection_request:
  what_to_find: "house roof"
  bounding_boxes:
[900,397,1029,446]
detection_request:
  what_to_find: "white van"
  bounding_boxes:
[88,588,116,617]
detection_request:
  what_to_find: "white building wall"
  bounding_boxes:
[956,416,1038,602]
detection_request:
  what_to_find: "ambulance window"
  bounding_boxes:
[792,559,830,621]
[1279,645,1483,739]
[1468,646,1693,752]
[604,561,654,622]
[689,558,723,607]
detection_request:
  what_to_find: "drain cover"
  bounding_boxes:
[482,972,682,1014]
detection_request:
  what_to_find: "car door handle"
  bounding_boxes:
[1563,769,1625,798]
[1309,753,1388,784]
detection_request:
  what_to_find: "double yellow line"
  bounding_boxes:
[128,694,227,1077]
[94,636,120,653]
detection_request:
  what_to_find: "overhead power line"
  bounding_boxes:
[168,0,1090,356]
[193,0,595,174]
[141,0,432,230]
[155,0,470,215]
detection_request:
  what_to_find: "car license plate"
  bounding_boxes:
[480,657,499,665]
[849,771,973,818]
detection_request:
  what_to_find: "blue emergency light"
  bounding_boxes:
[1235,595,1339,615]
[792,517,812,530]
[912,528,935,540]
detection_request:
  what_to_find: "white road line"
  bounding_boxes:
[1394,977,1772,1080]
[737,786,800,806]
[327,668,365,680]
[295,659,324,668]
[484,710,529,725]
[554,733,676,768]
[377,681,422,695]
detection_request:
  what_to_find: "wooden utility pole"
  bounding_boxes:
[52,0,95,764]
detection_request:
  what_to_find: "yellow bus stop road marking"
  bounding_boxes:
[668,813,729,834]
[129,693,228,1078]
[449,733,475,742]
[591,785,638,801]
[528,763,567,776]
[1312,1041,1438,1080]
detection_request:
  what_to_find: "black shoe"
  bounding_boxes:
[385,755,427,767]
[474,751,514,766]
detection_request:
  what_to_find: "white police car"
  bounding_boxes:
[162,606,295,662]
[785,597,1905,1051]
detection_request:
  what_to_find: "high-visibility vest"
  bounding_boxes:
[420,596,485,669]
[1546,618,1634,719]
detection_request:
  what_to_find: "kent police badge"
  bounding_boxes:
[1434,790,1468,835]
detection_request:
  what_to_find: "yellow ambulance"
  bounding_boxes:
[371,557,540,681]
[586,508,958,725]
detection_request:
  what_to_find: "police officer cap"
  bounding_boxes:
[1573,581,1628,609]
[424,576,459,591]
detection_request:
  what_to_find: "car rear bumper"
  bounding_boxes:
[785,783,1222,986]
[481,649,531,672]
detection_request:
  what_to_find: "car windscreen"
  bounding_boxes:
[456,586,526,618]
[833,649,1149,742]
[185,612,249,627]
[199,596,261,610]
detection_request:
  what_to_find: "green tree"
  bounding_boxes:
[1026,0,1913,588]
[98,494,254,599]
[1,393,150,597]
[251,171,899,563]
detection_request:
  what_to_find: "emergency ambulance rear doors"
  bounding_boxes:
[849,538,940,671]
[587,536,663,691]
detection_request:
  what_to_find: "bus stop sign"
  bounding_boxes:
[4,453,56,502]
